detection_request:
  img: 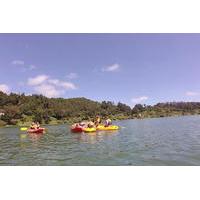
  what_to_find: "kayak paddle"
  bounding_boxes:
[20,127,28,131]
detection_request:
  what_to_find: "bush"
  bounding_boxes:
[0,120,6,127]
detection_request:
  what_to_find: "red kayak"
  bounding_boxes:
[71,126,83,133]
[27,128,45,134]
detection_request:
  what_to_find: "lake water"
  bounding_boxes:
[0,115,200,166]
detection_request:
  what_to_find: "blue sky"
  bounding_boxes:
[0,33,200,107]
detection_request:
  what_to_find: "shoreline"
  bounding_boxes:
[1,113,200,128]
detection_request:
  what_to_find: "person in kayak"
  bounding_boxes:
[104,118,112,127]
[94,115,101,126]
[30,122,37,130]
[72,122,85,129]
[88,121,95,128]
[72,123,79,128]
[36,122,41,129]
[79,122,87,127]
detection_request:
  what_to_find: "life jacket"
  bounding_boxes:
[96,117,101,123]
[105,119,112,126]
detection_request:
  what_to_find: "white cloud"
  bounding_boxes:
[11,60,24,65]
[0,84,10,94]
[27,75,77,98]
[48,79,77,90]
[131,96,149,104]
[186,91,199,96]
[34,84,63,98]
[102,63,120,72]
[48,79,59,85]
[28,75,49,86]
[60,82,77,90]
[66,72,78,79]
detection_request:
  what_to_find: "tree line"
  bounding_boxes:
[0,91,200,126]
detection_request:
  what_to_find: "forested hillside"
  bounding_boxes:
[0,92,132,126]
[1,91,200,126]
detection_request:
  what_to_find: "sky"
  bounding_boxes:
[0,33,200,107]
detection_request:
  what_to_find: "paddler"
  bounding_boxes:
[88,120,95,128]
[72,122,86,129]
[104,117,112,127]
[72,123,79,128]
[94,115,101,126]
[79,122,87,128]
[30,122,37,130]
[36,122,41,129]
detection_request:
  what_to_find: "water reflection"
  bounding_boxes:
[20,133,27,140]
[28,133,44,142]
[19,133,45,149]
[76,131,119,144]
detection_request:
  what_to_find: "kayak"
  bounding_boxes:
[27,128,45,134]
[97,125,119,131]
[71,126,84,133]
[83,127,96,133]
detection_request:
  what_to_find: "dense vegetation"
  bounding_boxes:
[1,91,200,127]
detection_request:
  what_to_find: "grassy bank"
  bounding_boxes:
[1,112,200,128]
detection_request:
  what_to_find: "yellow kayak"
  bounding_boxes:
[83,127,97,133]
[97,125,119,131]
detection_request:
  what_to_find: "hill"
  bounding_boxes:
[1,91,200,126]
[0,92,131,126]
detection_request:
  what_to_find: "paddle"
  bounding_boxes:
[20,127,28,131]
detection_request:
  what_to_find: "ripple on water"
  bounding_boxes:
[1,116,200,165]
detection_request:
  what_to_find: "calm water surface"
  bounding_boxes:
[0,115,200,165]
